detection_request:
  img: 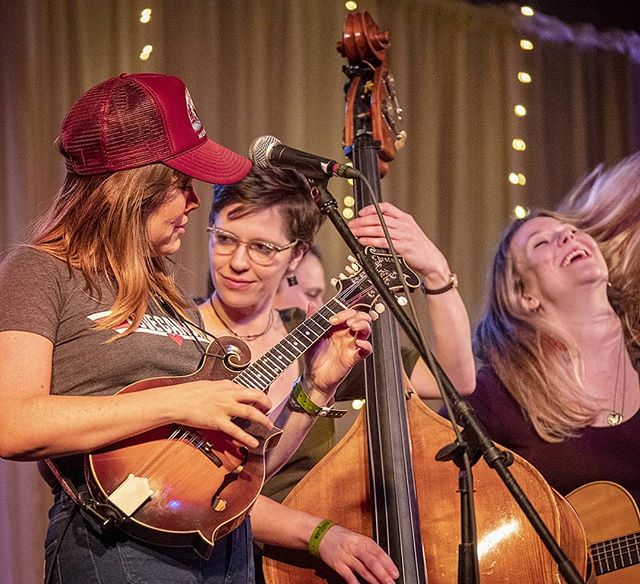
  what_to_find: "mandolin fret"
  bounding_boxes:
[233,298,345,390]
[591,532,640,575]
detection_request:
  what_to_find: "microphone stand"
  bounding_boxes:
[308,178,585,584]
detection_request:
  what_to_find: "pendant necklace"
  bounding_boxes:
[209,296,274,341]
[607,333,626,427]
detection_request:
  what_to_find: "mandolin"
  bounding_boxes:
[85,254,418,559]
[567,481,640,583]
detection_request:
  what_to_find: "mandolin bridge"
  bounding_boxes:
[108,473,154,517]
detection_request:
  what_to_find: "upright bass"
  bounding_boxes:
[263,11,589,583]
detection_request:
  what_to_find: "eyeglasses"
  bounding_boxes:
[207,227,298,265]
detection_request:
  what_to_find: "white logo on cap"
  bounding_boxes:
[185,88,206,139]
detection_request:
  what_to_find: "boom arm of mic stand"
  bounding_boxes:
[308,180,585,584]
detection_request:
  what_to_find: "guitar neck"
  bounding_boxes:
[591,531,640,576]
[232,297,346,390]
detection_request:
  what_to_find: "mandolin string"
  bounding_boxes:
[138,279,377,480]
[125,297,229,479]
[124,276,377,486]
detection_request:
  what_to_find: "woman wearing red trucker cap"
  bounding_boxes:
[0,73,373,584]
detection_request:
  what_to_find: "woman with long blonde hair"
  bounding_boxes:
[467,153,640,506]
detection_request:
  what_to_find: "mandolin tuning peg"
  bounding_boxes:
[344,265,355,275]
[397,296,408,306]
[339,273,347,280]
[368,310,380,321]
[374,303,386,314]
[347,255,357,264]
[330,278,339,287]
[351,262,360,272]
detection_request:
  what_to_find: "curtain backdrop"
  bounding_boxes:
[2,1,639,581]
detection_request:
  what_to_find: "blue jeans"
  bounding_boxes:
[44,488,255,584]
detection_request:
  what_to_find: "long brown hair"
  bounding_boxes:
[31,164,192,336]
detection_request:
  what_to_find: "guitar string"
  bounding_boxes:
[591,537,640,576]
[591,532,640,563]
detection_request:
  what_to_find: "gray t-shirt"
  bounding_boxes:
[0,246,210,485]
[0,247,209,395]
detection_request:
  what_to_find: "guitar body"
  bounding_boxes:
[567,481,640,583]
[86,337,282,559]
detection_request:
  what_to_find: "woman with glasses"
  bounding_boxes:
[198,167,400,584]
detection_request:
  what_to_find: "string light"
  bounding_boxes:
[507,7,534,201]
[513,205,530,219]
[352,399,365,410]
[139,44,153,61]
[140,8,152,23]
[508,172,527,186]
[345,1,358,11]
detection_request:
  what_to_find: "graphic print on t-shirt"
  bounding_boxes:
[88,311,210,346]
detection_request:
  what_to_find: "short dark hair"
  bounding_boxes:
[210,167,322,245]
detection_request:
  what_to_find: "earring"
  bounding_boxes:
[287,275,298,287]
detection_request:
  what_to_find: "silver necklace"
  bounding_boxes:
[209,297,274,341]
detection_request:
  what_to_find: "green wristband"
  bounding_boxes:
[287,376,347,418]
[308,519,335,558]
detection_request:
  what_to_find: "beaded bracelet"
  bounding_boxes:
[308,519,336,558]
[287,376,347,418]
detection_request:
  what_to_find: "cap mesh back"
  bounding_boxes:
[61,77,171,174]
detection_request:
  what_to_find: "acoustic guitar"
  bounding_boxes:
[567,481,640,583]
[85,253,419,558]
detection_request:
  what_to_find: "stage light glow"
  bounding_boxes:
[345,1,358,11]
[513,205,529,219]
[512,139,526,151]
[352,399,365,410]
[342,208,354,219]
[140,8,152,23]
[520,39,534,51]
[344,195,355,207]
[517,72,532,83]
[514,104,527,117]
[521,6,535,16]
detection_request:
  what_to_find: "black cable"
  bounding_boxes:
[44,504,78,584]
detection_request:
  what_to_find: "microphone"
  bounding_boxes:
[249,135,362,180]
